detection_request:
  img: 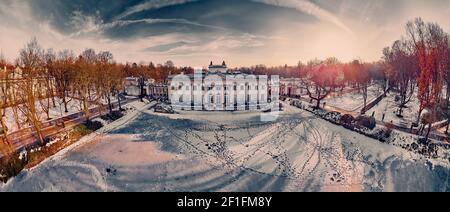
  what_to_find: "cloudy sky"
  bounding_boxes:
[1,0,450,67]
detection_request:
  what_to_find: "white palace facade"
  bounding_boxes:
[168,61,279,111]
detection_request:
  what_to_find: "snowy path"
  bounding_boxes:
[1,103,450,191]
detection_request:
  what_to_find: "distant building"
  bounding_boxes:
[124,77,142,96]
[0,65,24,79]
[279,77,307,97]
[0,66,56,103]
[124,77,155,97]
[148,84,169,100]
[208,61,228,73]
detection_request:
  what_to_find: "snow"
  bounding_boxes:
[366,91,420,128]
[1,102,449,192]
[325,84,383,112]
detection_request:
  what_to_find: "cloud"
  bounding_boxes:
[69,10,104,37]
[251,0,353,33]
[143,33,266,55]
[102,18,227,31]
[116,0,199,19]
[67,14,229,40]
[2,0,450,67]
[144,41,189,52]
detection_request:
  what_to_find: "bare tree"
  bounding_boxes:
[378,60,391,97]
[97,51,117,114]
[73,49,101,121]
[37,49,57,120]
[383,39,418,117]
[0,59,14,155]
[17,38,45,144]
[53,50,75,113]
[348,60,371,113]
[305,58,342,109]
[406,18,449,139]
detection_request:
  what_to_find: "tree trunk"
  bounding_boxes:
[83,98,90,121]
[107,94,113,114]
[419,124,424,136]
[446,87,450,134]
[140,84,145,102]
[35,125,45,145]
[46,98,51,120]
[63,95,68,113]
[117,93,122,110]
[425,122,432,141]
[363,93,367,114]
[0,116,13,155]
[416,108,424,125]
[51,89,56,108]
[398,105,403,117]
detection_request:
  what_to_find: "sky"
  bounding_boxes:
[1,0,450,68]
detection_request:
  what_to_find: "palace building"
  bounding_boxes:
[168,61,279,111]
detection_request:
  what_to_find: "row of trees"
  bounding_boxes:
[233,58,385,111]
[383,18,450,139]
[0,39,127,155]
[296,58,380,111]
[122,61,191,101]
[0,39,195,155]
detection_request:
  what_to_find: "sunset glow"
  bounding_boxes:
[2,0,450,67]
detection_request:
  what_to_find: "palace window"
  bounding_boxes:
[216,95,221,104]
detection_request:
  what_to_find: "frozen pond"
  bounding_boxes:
[1,104,449,192]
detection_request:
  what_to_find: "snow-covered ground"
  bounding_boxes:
[366,91,420,128]
[1,102,449,192]
[325,85,383,112]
